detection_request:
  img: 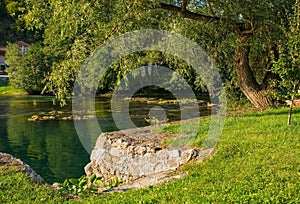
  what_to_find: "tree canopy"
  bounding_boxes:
[3,0,299,108]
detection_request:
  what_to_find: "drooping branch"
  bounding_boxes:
[206,0,216,17]
[156,2,252,33]
[182,0,187,11]
[158,3,221,23]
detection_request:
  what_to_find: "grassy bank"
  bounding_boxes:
[0,86,27,96]
[0,166,64,203]
[1,108,300,203]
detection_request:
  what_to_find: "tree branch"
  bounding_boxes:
[182,0,187,12]
[156,2,248,31]
[158,3,221,23]
[206,0,215,17]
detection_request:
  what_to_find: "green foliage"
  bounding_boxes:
[5,43,48,94]
[0,1,16,44]
[0,166,66,203]
[57,174,102,195]
[271,0,300,102]
[105,177,124,190]
[0,0,39,45]
[21,0,118,101]
[0,86,27,95]
[57,174,124,195]
[3,0,297,108]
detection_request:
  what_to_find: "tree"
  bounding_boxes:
[0,0,15,45]
[0,0,39,44]
[5,43,23,85]
[22,0,120,102]
[5,43,48,94]
[271,0,300,124]
[141,0,295,109]
[16,0,296,109]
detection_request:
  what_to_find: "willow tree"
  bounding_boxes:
[141,0,295,109]
[21,0,196,100]
[19,0,296,108]
[21,0,119,102]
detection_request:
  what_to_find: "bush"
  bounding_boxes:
[5,43,48,94]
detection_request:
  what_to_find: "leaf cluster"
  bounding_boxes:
[4,0,298,106]
[57,174,103,195]
[5,42,48,94]
[271,0,300,101]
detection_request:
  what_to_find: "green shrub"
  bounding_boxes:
[5,43,48,94]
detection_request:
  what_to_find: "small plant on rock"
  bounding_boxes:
[57,174,103,195]
[105,176,124,190]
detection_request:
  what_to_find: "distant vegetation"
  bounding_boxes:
[0,86,26,95]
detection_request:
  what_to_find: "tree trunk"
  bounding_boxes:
[234,36,273,109]
[155,2,277,109]
[287,99,293,125]
[287,84,297,125]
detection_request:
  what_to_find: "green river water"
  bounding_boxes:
[0,95,208,183]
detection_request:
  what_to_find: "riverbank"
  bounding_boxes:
[0,107,299,202]
[0,86,27,96]
[0,152,44,182]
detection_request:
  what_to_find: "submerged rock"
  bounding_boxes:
[28,115,39,121]
[27,113,96,121]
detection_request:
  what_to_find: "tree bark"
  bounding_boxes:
[234,36,273,109]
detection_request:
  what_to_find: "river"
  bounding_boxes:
[0,95,209,183]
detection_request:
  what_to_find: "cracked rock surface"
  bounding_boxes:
[85,126,213,185]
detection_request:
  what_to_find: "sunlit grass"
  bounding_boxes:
[0,107,300,203]
[0,166,65,203]
[0,86,27,96]
[86,107,300,203]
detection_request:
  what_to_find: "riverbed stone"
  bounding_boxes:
[85,126,214,183]
[135,146,147,155]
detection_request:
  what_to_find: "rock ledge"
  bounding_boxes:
[85,126,213,185]
[0,152,44,183]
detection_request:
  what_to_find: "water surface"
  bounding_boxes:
[0,95,209,183]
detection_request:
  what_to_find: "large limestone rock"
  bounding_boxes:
[85,126,213,184]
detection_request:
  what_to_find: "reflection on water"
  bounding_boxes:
[0,96,91,183]
[0,95,210,183]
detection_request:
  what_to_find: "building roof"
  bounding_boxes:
[0,47,5,56]
[14,41,30,48]
[0,61,8,66]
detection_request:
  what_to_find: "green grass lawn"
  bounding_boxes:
[0,86,27,96]
[1,108,300,203]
